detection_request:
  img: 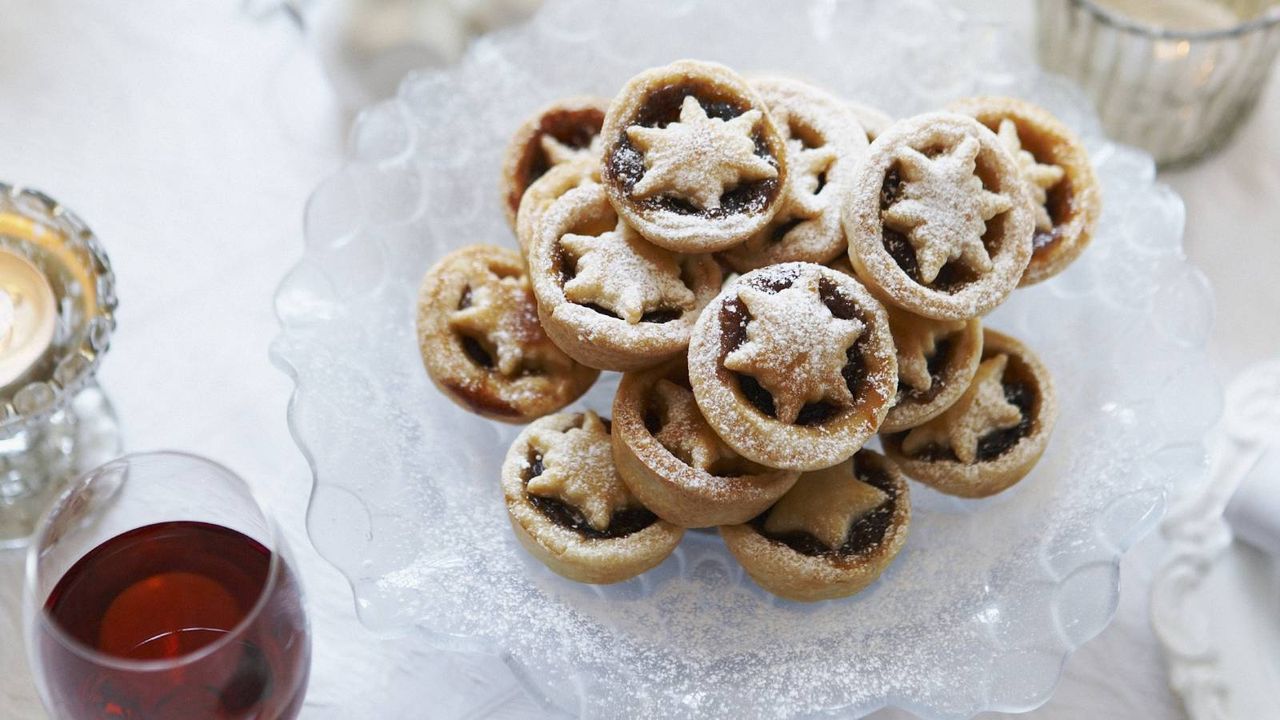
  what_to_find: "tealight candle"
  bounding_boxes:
[0,248,57,389]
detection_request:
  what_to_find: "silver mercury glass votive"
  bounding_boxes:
[1036,0,1280,167]
[0,184,121,548]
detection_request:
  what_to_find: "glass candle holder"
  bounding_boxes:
[0,183,121,548]
[1036,0,1280,167]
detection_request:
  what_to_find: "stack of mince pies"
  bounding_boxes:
[415,59,1097,602]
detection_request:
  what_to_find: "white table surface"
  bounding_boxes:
[1,1,1276,718]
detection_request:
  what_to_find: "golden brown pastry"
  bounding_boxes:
[883,328,1057,497]
[719,76,868,272]
[950,96,1100,286]
[688,262,897,471]
[501,96,609,230]
[502,411,684,583]
[845,112,1033,320]
[515,158,599,253]
[416,244,599,422]
[881,305,984,433]
[612,359,799,527]
[599,60,789,253]
[527,184,722,371]
[721,449,910,602]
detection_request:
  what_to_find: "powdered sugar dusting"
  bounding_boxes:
[600,60,789,252]
[278,0,1218,717]
[721,76,867,271]
[688,263,897,471]
[529,184,722,368]
[846,113,1033,320]
[627,98,776,209]
[725,270,864,422]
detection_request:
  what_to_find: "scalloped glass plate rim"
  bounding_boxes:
[269,0,1222,717]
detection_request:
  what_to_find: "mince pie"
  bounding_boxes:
[600,60,789,253]
[409,59,1094,593]
[501,96,609,230]
[502,411,684,583]
[719,77,868,272]
[515,158,600,253]
[883,329,1056,497]
[950,96,1100,286]
[881,305,983,433]
[528,184,722,371]
[417,245,599,422]
[688,262,897,471]
[845,112,1033,320]
[612,359,800,527]
[721,449,910,602]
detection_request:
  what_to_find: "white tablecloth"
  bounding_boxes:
[1,2,1276,718]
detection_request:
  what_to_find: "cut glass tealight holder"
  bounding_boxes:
[1037,0,1280,167]
[0,184,121,548]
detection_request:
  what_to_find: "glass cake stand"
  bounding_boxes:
[271,0,1221,716]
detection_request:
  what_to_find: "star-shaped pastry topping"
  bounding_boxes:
[449,271,568,377]
[540,133,602,167]
[778,136,839,215]
[764,463,889,550]
[902,354,1023,463]
[526,412,635,532]
[997,119,1064,233]
[888,307,965,392]
[652,379,736,472]
[734,136,834,259]
[882,137,1013,284]
[776,112,839,217]
[626,96,778,210]
[723,271,865,424]
[561,220,695,324]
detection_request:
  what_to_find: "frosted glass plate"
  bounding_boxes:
[270,0,1221,716]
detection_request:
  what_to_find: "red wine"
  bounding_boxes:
[40,521,310,719]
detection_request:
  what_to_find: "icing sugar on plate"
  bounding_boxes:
[274,0,1219,717]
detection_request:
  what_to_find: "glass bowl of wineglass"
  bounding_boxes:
[23,451,311,720]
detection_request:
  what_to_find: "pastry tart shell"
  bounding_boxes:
[416,244,599,422]
[501,96,609,230]
[688,262,897,472]
[529,184,722,371]
[515,158,599,254]
[844,112,1034,320]
[600,59,789,253]
[881,310,984,433]
[883,328,1057,498]
[612,360,800,528]
[502,413,684,584]
[719,76,868,272]
[949,96,1100,287]
[720,450,910,602]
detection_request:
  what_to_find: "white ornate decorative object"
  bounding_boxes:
[1151,359,1280,720]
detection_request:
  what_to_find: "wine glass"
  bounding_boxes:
[23,451,311,720]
